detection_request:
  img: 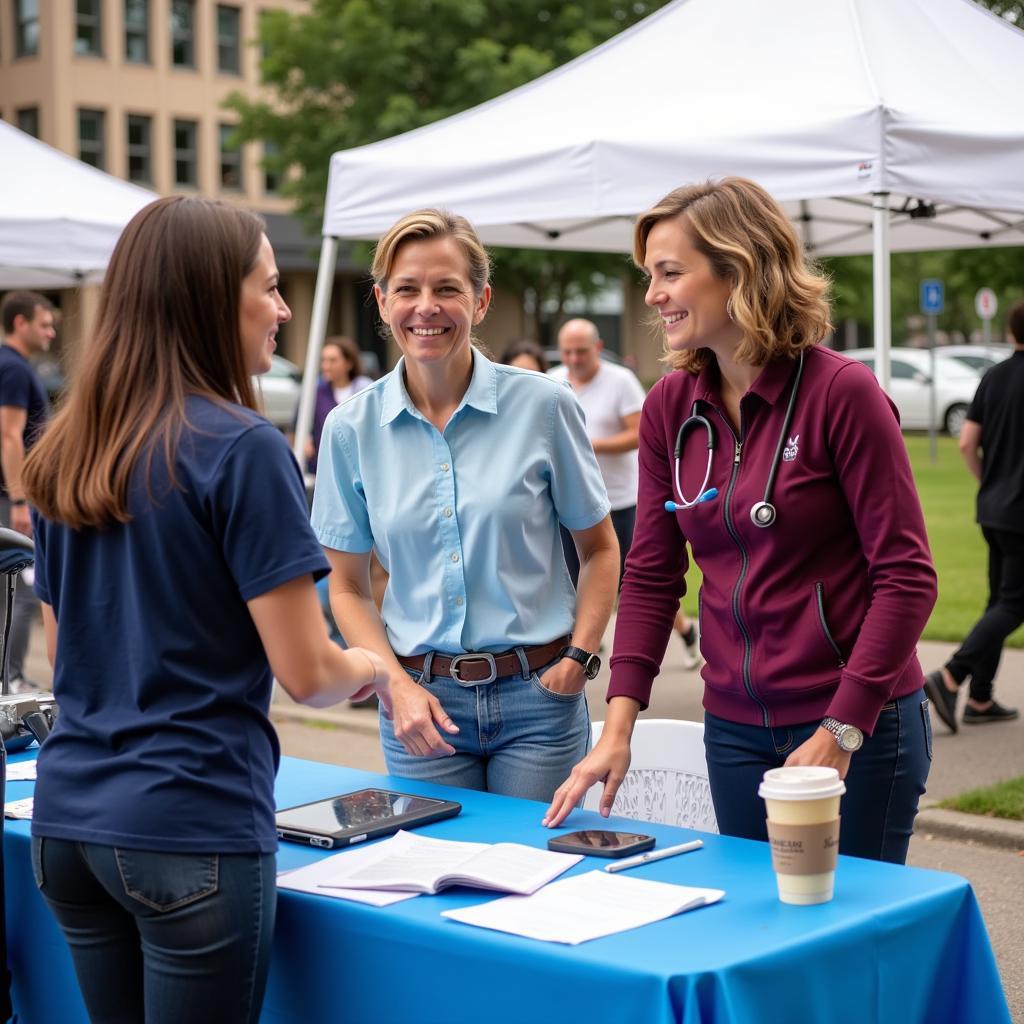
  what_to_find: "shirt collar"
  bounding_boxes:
[379,347,498,427]
[694,352,804,408]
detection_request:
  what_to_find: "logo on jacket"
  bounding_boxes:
[782,435,799,462]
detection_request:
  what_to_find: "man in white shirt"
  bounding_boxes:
[550,318,701,668]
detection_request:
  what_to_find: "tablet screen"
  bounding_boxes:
[277,790,450,835]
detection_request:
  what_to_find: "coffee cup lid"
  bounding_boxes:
[758,766,846,801]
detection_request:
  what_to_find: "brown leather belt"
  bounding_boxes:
[397,636,569,684]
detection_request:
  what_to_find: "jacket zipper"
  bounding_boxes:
[814,582,847,668]
[717,408,771,727]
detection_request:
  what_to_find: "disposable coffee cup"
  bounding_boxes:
[758,766,845,905]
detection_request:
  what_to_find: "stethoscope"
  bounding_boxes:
[665,351,805,528]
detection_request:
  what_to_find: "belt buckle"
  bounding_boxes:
[449,653,497,685]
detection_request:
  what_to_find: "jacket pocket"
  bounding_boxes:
[814,582,846,668]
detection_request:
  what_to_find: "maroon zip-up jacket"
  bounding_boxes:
[607,345,937,735]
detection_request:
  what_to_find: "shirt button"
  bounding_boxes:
[451,553,459,563]
[455,596,464,606]
[441,462,450,471]
[443,507,453,518]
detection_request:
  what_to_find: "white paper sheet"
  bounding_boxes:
[277,855,416,906]
[442,869,725,944]
[4,797,33,820]
[5,761,37,781]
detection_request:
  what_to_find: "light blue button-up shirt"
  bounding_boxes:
[311,349,610,656]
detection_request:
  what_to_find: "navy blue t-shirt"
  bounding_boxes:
[31,397,329,853]
[0,345,50,495]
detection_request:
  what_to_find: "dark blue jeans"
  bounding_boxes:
[31,838,276,1024]
[703,689,932,864]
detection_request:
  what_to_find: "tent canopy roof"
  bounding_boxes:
[0,121,156,288]
[323,0,1024,255]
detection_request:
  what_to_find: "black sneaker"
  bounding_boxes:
[962,700,1019,725]
[924,670,959,734]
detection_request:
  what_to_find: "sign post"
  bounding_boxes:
[975,287,998,350]
[920,280,944,464]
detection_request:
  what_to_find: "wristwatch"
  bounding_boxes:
[558,646,602,680]
[820,716,864,752]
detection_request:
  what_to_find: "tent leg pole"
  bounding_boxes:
[872,192,891,394]
[293,235,340,472]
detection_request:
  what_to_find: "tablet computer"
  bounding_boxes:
[276,788,462,849]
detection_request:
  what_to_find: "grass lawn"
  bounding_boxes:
[939,776,1024,821]
[679,432,1024,649]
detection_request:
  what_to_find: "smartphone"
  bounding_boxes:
[546,829,656,858]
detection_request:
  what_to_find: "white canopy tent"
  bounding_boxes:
[0,120,156,289]
[295,0,1024,463]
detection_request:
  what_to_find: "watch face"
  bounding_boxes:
[839,727,863,752]
[584,654,602,679]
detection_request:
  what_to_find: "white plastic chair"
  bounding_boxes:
[582,718,719,833]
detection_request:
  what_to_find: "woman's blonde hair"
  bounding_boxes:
[633,178,832,373]
[371,208,491,297]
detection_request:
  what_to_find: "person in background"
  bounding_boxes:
[305,335,374,473]
[500,338,549,374]
[22,196,387,1024]
[925,301,1024,729]
[0,289,55,691]
[550,318,646,588]
[313,208,618,801]
[545,178,936,865]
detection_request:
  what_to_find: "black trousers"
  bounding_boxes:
[946,526,1024,702]
[560,505,636,590]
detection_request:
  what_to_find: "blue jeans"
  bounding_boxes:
[703,689,932,864]
[380,661,590,802]
[31,838,276,1024]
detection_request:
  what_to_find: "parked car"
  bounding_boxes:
[934,343,1013,374]
[256,354,302,430]
[843,347,981,436]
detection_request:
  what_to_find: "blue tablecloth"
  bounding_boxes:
[3,752,1012,1024]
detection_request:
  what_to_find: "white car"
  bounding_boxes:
[934,343,1013,374]
[255,355,301,430]
[843,347,981,436]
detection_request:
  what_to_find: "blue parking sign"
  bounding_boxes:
[920,279,944,315]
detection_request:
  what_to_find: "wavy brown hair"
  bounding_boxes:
[633,178,832,373]
[24,196,264,528]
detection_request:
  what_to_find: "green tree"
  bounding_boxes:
[226,0,669,333]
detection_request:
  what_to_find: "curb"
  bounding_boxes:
[915,806,1024,853]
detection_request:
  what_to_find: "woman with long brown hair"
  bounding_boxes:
[22,196,387,1024]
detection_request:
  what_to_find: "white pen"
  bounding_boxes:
[605,839,704,873]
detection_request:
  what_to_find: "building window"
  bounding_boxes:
[124,0,150,63]
[217,5,241,74]
[126,114,152,184]
[16,107,40,138]
[173,119,198,187]
[263,141,281,195]
[219,123,243,191]
[78,109,106,169]
[15,0,40,57]
[75,0,103,56]
[170,0,195,68]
